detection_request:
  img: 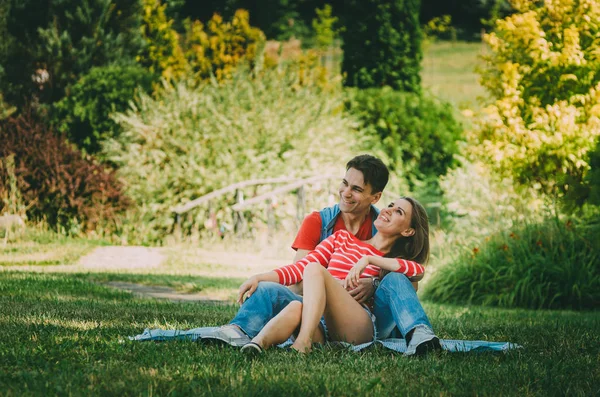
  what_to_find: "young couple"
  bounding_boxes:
[203,155,441,356]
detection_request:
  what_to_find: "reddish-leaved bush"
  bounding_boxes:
[0,112,129,232]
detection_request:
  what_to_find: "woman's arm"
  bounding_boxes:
[237,271,280,304]
[344,256,424,289]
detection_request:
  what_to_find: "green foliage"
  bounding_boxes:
[139,0,187,81]
[421,0,513,40]
[0,93,15,120]
[104,67,357,244]
[182,9,266,82]
[51,64,155,154]
[424,217,600,310]
[439,158,543,238]
[341,0,423,93]
[0,0,145,107]
[423,15,457,42]
[311,4,341,49]
[563,137,600,210]
[0,113,130,233]
[471,0,600,199]
[344,87,463,184]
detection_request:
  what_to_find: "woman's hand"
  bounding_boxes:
[344,256,370,290]
[237,275,260,304]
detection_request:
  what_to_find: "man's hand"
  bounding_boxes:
[237,275,260,304]
[347,278,375,303]
[344,256,370,289]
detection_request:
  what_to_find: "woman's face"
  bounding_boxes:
[374,198,415,237]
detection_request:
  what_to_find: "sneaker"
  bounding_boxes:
[200,324,251,347]
[241,341,263,356]
[404,325,442,356]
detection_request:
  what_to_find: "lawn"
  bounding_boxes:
[421,40,490,110]
[0,237,599,396]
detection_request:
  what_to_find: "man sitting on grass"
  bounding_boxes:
[203,154,440,355]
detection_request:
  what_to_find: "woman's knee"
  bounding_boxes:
[303,262,324,277]
[286,301,303,322]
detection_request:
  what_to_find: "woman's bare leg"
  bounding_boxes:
[251,301,302,350]
[292,262,374,353]
[250,300,325,350]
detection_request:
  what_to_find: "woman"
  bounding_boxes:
[237,196,430,354]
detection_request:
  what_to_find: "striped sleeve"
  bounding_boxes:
[394,258,424,277]
[274,233,337,285]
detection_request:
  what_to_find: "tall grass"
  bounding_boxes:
[424,217,600,310]
[105,66,360,245]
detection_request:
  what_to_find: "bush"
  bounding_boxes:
[423,217,600,310]
[471,0,600,198]
[344,87,463,184]
[0,113,129,233]
[439,158,544,239]
[182,9,266,82]
[341,0,422,92]
[139,0,187,81]
[51,64,156,154]
[104,67,358,244]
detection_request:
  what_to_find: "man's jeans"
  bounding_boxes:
[372,272,433,339]
[230,272,432,339]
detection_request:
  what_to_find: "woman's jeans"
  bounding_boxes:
[230,273,433,339]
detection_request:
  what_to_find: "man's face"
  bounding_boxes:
[338,167,382,215]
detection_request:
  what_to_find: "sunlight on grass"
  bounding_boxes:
[0,272,598,396]
[422,41,489,110]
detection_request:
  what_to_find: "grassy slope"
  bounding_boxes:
[421,40,489,110]
[1,271,598,396]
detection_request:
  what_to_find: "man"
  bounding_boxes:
[204,154,440,355]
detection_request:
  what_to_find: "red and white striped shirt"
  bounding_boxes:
[274,230,424,285]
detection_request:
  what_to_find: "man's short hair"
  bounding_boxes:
[346,154,389,194]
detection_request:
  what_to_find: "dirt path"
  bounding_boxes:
[3,245,283,302]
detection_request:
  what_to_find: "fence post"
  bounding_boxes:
[266,198,275,237]
[296,185,306,223]
[234,189,246,235]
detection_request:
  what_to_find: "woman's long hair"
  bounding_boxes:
[380,196,430,278]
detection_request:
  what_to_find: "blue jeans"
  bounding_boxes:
[372,272,433,339]
[230,282,302,338]
[230,273,432,339]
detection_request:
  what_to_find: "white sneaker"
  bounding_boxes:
[200,324,251,347]
[404,325,442,356]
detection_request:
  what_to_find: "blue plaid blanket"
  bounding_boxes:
[129,327,522,353]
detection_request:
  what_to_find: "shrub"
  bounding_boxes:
[139,0,187,81]
[0,113,129,233]
[182,9,266,82]
[341,0,422,92]
[51,64,156,154]
[439,158,544,239]
[104,67,358,244]
[563,136,600,210]
[471,0,600,198]
[344,87,463,184]
[423,217,600,310]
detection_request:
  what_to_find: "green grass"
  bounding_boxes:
[1,271,599,396]
[421,40,489,110]
[0,228,108,266]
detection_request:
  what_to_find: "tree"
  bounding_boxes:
[341,0,422,93]
[470,0,600,198]
[0,0,145,107]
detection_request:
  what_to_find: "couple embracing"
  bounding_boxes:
[204,155,441,356]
